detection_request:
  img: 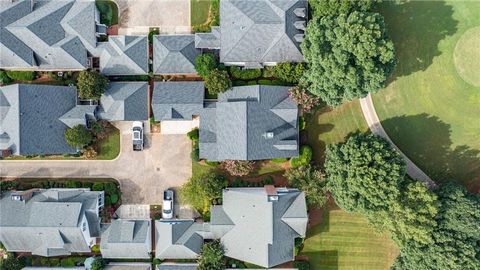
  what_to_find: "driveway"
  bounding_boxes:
[0,122,192,205]
[114,0,191,35]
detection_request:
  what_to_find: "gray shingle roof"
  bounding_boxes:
[0,84,89,155]
[155,220,208,259]
[98,82,149,121]
[0,188,103,256]
[157,263,199,270]
[153,35,201,74]
[199,85,299,161]
[218,0,306,67]
[98,36,149,75]
[100,219,151,259]
[152,82,204,121]
[0,0,97,70]
[194,26,221,49]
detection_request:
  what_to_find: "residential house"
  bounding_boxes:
[0,84,96,156]
[195,0,307,68]
[0,188,104,256]
[97,36,149,76]
[97,82,149,121]
[153,35,201,75]
[100,219,151,259]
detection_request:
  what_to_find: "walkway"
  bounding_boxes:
[359,94,437,188]
[0,122,192,205]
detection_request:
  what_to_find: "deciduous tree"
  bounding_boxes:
[77,71,108,99]
[310,0,378,16]
[284,165,327,207]
[64,125,93,149]
[195,53,218,78]
[198,240,226,270]
[205,69,231,95]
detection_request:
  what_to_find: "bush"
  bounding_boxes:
[104,195,112,206]
[272,158,288,163]
[5,70,36,81]
[205,160,220,167]
[110,193,119,204]
[104,182,118,195]
[293,261,310,270]
[187,128,200,141]
[198,240,226,270]
[228,66,262,80]
[66,181,82,188]
[64,125,93,149]
[299,116,306,130]
[290,145,313,168]
[148,27,159,44]
[262,66,275,78]
[84,146,97,159]
[195,53,218,77]
[232,80,247,86]
[92,183,104,191]
[205,69,231,95]
[271,62,307,83]
[257,79,287,86]
[222,160,255,176]
[264,175,274,185]
[285,165,327,207]
[191,147,200,162]
[77,71,108,99]
[153,258,163,265]
[60,258,76,267]
[91,244,101,253]
[0,70,12,85]
[288,86,320,113]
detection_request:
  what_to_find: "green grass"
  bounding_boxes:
[191,0,211,26]
[95,127,120,160]
[96,0,118,26]
[306,100,369,165]
[371,0,480,190]
[302,207,399,270]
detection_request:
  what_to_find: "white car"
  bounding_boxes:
[132,121,144,151]
[162,189,174,219]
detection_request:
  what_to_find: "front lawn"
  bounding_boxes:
[95,126,120,160]
[191,0,211,26]
[371,0,480,191]
[306,100,369,165]
[301,206,399,270]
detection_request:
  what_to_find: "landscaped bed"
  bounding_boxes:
[95,0,118,26]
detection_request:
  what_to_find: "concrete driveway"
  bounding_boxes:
[114,0,191,35]
[0,122,192,205]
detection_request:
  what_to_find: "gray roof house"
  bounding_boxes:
[100,219,151,259]
[154,220,210,259]
[98,36,149,75]
[195,0,307,68]
[0,188,104,257]
[97,82,149,121]
[152,82,204,121]
[199,85,299,161]
[0,84,96,156]
[153,35,200,74]
[0,0,102,70]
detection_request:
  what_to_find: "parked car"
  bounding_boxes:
[162,189,174,219]
[132,121,144,151]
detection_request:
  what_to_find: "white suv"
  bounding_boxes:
[132,121,144,151]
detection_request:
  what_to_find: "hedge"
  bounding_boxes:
[0,70,12,85]
[187,128,199,141]
[6,70,36,81]
[290,145,313,167]
[229,66,262,80]
[110,193,119,204]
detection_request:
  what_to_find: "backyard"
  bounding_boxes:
[371,0,480,191]
[301,204,399,270]
[95,0,118,26]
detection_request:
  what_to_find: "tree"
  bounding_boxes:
[290,145,313,168]
[90,257,105,270]
[0,253,24,270]
[301,12,396,106]
[0,70,12,85]
[64,125,93,149]
[288,86,320,113]
[77,70,108,99]
[284,165,327,207]
[391,183,480,270]
[310,0,378,16]
[205,69,231,95]
[198,240,226,270]
[222,160,255,176]
[195,53,218,78]
[271,62,307,83]
[181,172,228,213]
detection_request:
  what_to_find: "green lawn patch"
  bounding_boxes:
[371,0,480,190]
[96,0,118,26]
[306,101,369,165]
[191,0,211,26]
[302,206,399,270]
[95,127,120,160]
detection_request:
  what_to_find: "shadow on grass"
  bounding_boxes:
[306,122,334,166]
[302,250,339,270]
[381,113,480,191]
[378,0,458,83]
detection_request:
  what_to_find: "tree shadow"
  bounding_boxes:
[306,123,334,165]
[380,113,480,192]
[378,0,458,83]
[301,250,339,270]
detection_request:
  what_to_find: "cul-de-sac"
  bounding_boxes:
[0,0,479,270]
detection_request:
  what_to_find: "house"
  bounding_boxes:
[195,0,307,68]
[152,81,204,134]
[97,82,149,121]
[0,0,104,70]
[100,219,151,259]
[0,84,96,155]
[154,187,307,268]
[0,188,104,256]
[97,36,149,75]
[199,85,299,161]
[153,35,201,75]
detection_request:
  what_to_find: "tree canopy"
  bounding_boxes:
[64,124,93,149]
[310,0,378,16]
[301,11,396,106]
[195,53,218,78]
[180,172,228,214]
[205,69,232,96]
[77,71,109,99]
[284,165,327,207]
[198,240,226,270]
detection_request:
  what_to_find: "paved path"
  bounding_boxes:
[360,94,437,188]
[0,122,192,204]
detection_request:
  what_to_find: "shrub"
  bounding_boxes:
[284,165,327,207]
[293,261,310,270]
[153,258,163,265]
[104,182,118,195]
[91,257,105,270]
[271,62,307,83]
[91,244,101,253]
[0,70,12,85]
[299,116,306,130]
[232,80,247,86]
[272,158,288,163]
[288,86,320,113]
[198,240,226,270]
[290,145,313,168]
[264,175,274,185]
[110,193,119,204]
[84,146,97,159]
[205,69,231,95]
[92,183,104,191]
[228,66,262,80]
[195,53,218,77]
[104,195,112,206]
[262,66,275,78]
[5,70,36,81]
[91,120,111,140]
[187,128,200,141]
[191,147,200,162]
[64,125,93,149]
[60,258,76,267]
[148,27,159,44]
[77,71,108,99]
[222,160,255,176]
[66,181,82,188]
[205,160,220,167]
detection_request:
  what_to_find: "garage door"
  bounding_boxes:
[160,119,199,134]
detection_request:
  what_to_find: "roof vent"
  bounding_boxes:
[294,21,306,31]
[263,132,274,139]
[294,8,306,18]
[294,34,305,43]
